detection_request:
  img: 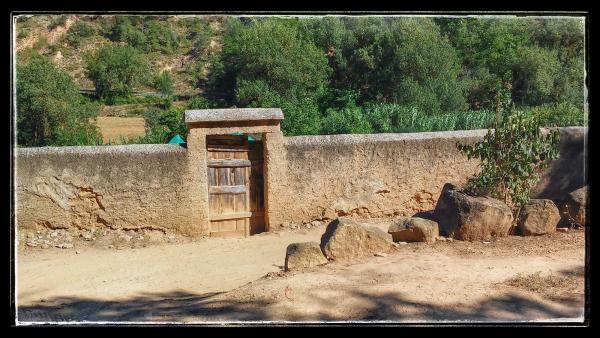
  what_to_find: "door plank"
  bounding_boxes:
[209,185,247,194]
[208,159,252,168]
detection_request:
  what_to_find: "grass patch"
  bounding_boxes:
[501,267,584,299]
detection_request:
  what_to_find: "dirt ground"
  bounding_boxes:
[16,220,586,324]
[93,116,146,144]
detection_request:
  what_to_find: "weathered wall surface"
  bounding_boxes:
[15,144,195,235]
[532,127,588,201]
[15,127,587,235]
[267,130,486,227]
[267,127,588,228]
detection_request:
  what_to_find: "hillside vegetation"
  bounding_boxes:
[14,15,586,146]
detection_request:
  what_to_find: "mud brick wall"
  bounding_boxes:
[267,130,486,228]
[14,127,586,235]
[267,127,588,228]
[15,144,195,235]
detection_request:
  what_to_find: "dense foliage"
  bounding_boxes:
[205,16,585,136]
[84,43,148,103]
[16,54,102,146]
[15,15,586,146]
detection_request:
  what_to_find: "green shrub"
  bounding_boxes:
[530,101,586,126]
[119,126,172,145]
[187,95,215,109]
[238,80,323,136]
[48,15,68,30]
[66,21,95,47]
[143,20,179,54]
[185,18,212,54]
[302,17,467,112]
[153,71,173,96]
[457,103,560,216]
[17,29,29,39]
[143,107,187,140]
[105,17,147,50]
[84,43,148,102]
[321,106,373,135]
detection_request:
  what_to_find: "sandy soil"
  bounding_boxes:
[16,221,586,323]
[93,116,146,144]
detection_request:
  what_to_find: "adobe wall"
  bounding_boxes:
[266,127,588,229]
[14,144,196,235]
[266,130,485,228]
[14,127,587,236]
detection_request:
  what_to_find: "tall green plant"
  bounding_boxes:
[457,94,560,221]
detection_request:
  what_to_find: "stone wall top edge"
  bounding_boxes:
[15,143,187,156]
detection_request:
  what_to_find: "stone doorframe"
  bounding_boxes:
[185,108,285,237]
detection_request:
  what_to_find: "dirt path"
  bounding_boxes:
[16,223,586,323]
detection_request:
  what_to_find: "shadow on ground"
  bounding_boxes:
[17,287,584,323]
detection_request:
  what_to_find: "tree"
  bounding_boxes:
[512,46,562,106]
[16,53,101,146]
[208,17,331,107]
[437,17,585,111]
[84,43,148,102]
[303,17,467,112]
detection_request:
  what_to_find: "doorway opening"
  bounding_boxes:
[206,134,265,237]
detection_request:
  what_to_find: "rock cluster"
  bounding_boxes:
[23,229,74,249]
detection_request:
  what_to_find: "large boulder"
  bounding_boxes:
[518,199,561,236]
[320,218,396,262]
[388,217,439,243]
[434,183,514,241]
[285,242,328,272]
[561,186,588,226]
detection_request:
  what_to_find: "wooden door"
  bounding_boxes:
[207,135,264,237]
